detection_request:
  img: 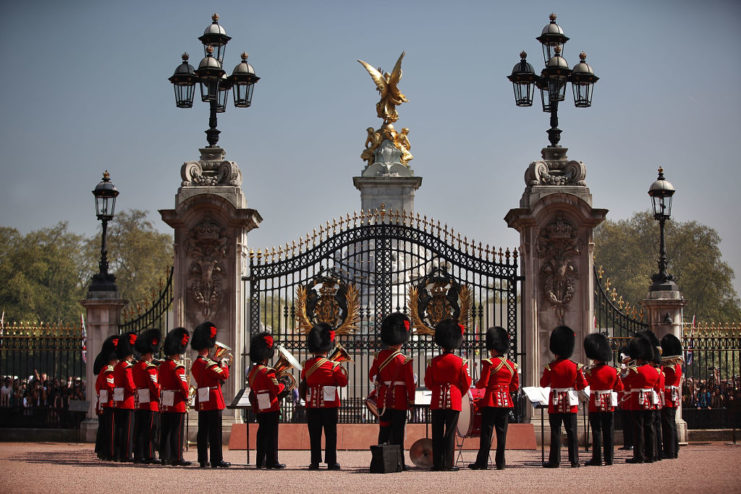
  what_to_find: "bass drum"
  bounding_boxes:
[456,388,485,438]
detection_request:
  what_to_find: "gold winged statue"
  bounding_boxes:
[358,52,408,125]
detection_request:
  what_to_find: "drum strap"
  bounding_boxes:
[378,350,402,374]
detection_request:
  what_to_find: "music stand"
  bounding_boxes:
[522,387,550,464]
[227,387,253,465]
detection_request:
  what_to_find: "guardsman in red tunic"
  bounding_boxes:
[112,331,137,462]
[469,326,519,471]
[248,332,290,469]
[639,329,664,461]
[424,319,472,471]
[158,327,191,466]
[369,313,415,469]
[660,333,683,459]
[617,345,633,451]
[191,321,231,469]
[583,333,624,466]
[623,334,660,464]
[301,323,348,470]
[95,335,119,461]
[541,325,587,468]
[132,329,162,464]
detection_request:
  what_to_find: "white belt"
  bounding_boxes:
[666,385,679,390]
[552,387,574,393]
[593,390,612,395]
[383,381,406,386]
[631,388,654,393]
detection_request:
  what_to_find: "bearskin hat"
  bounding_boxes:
[191,321,218,351]
[637,329,662,364]
[93,351,106,375]
[661,333,683,359]
[549,325,575,358]
[115,331,137,359]
[434,319,464,351]
[380,312,411,346]
[164,327,190,356]
[584,333,612,362]
[101,334,120,363]
[485,326,510,354]
[250,332,276,363]
[307,323,335,354]
[134,328,162,355]
[628,334,654,362]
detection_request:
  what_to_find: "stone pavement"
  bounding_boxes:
[1,441,740,494]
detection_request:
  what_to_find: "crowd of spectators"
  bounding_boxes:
[0,371,86,427]
[682,373,740,410]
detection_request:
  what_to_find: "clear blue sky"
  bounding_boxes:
[1,0,740,298]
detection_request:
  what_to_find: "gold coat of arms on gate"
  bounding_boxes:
[408,268,470,336]
[296,275,360,335]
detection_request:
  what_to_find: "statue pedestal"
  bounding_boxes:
[160,147,262,409]
[506,147,607,398]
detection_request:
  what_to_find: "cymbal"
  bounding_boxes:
[409,438,433,468]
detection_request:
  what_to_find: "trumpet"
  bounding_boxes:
[273,344,302,392]
[213,341,233,366]
[327,342,352,363]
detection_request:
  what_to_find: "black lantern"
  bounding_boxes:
[198,13,231,64]
[230,52,260,108]
[89,171,119,292]
[508,13,597,148]
[169,14,259,148]
[508,51,536,107]
[648,167,677,291]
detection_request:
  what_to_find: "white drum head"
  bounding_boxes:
[456,390,473,438]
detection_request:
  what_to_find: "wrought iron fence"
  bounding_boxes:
[681,322,740,401]
[119,267,174,343]
[0,322,86,380]
[245,208,523,424]
[594,266,648,342]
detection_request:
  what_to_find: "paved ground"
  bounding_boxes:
[2,442,740,494]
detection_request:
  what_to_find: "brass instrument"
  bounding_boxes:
[662,355,684,365]
[327,342,352,363]
[273,344,302,392]
[213,341,233,366]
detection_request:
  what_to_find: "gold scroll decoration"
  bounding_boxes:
[296,275,359,335]
[408,267,470,336]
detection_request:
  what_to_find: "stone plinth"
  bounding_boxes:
[79,289,127,442]
[160,147,262,410]
[505,147,607,394]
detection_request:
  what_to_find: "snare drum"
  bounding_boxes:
[456,388,485,438]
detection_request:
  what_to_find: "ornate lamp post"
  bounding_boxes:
[168,13,260,147]
[89,171,119,292]
[648,167,677,291]
[508,13,599,148]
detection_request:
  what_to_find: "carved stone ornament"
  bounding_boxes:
[408,267,470,336]
[296,275,360,335]
[181,147,243,187]
[187,219,228,318]
[537,214,580,323]
[524,147,586,186]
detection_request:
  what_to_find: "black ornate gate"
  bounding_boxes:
[245,208,523,423]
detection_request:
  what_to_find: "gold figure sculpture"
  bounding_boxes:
[358,52,408,125]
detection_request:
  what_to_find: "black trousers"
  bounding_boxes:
[160,412,185,463]
[620,409,633,447]
[631,409,655,462]
[378,409,407,467]
[431,409,459,469]
[661,407,678,458]
[548,413,578,466]
[256,411,280,467]
[588,411,614,464]
[197,409,223,464]
[98,408,115,459]
[476,407,509,468]
[113,408,134,461]
[133,410,157,461]
[307,407,338,465]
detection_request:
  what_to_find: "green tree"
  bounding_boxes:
[0,223,87,322]
[594,211,741,323]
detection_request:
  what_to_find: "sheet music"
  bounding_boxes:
[522,386,550,407]
[414,389,432,406]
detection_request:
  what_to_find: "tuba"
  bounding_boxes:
[273,344,302,392]
[213,341,233,366]
[327,342,353,363]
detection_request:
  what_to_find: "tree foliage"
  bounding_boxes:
[594,211,741,323]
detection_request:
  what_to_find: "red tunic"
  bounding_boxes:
[621,364,660,411]
[247,364,285,413]
[369,349,416,410]
[191,355,229,411]
[654,367,665,410]
[584,363,624,413]
[662,363,682,408]
[301,357,348,408]
[424,352,471,411]
[95,366,115,413]
[475,357,519,408]
[540,358,587,414]
[158,359,189,413]
[113,360,136,410]
[132,360,160,412]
